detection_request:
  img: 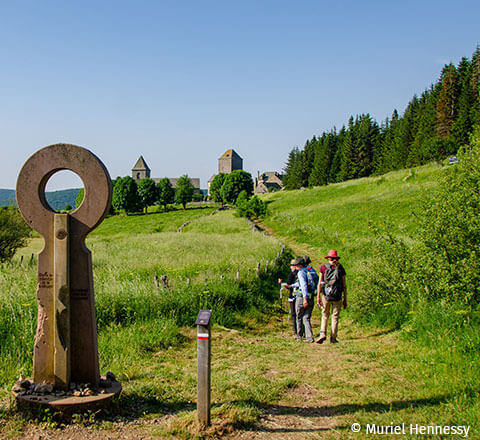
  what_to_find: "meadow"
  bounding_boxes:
[1,162,479,438]
[0,208,290,418]
[262,160,480,436]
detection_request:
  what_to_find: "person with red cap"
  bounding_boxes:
[316,250,347,344]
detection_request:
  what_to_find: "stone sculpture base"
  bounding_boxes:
[12,376,122,419]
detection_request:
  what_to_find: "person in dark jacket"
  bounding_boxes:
[279,259,301,337]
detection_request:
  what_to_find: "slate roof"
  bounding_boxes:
[219,149,242,160]
[132,155,150,171]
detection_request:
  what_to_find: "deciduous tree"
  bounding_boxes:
[209,173,226,205]
[175,175,194,209]
[157,177,175,211]
[0,207,31,263]
[112,176,139,214]
[137,178,158,213]
[220,170,253,204]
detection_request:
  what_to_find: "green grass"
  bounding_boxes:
[92,205,217,236]
[0,207,289,402]
[261,162,480,436]
[2,164,478,438]
[262,163,445,297]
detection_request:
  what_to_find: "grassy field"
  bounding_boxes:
[260,162,480,437]
[262,164,445,295]
[0,207,289,411]
[1,165,479,438]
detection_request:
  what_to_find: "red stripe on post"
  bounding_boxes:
[198,336,209,340]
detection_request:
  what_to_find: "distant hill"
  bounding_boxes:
[0,188,81,211]
[0,189,15,207]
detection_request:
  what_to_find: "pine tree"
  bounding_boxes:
[408,87,438,164]
[437,63,459,139]
[470,46,480,126]
[308,136,328,186]
[379,109,399,173]
[329,126,344,182]
[452,57,474,147]
[339,117,356,181]
[355,114,378,177]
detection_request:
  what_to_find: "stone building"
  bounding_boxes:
[132,156,151,181]
[131,156,201,193]
[218,149,243,174]
[254,171,284,194]
[208,148,243,195]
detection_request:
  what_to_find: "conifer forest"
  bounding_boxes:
[283,46,480,189]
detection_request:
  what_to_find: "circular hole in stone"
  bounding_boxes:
[44,170,85,213]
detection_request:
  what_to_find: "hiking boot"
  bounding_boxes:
[316,336,326,344]
[295,335,302,341]
[305,338,314,343]
[330,337,339,344]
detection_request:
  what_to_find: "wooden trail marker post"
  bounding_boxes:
[196,309,212,428]
[14,144,121,413]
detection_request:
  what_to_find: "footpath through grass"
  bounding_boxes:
[259,163,480,438]
[1,169,479,438]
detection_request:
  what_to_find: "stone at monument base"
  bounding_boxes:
[12,375,122,419]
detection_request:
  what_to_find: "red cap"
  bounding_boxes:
[324,250,340,259]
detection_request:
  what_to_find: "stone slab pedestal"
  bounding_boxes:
[12,376,122,419]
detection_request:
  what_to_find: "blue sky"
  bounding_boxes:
[1,0,479,190]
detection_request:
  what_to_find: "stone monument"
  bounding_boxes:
[13,144,121,414]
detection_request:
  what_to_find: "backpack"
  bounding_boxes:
[323,263,343,301]
[300,266,319,295]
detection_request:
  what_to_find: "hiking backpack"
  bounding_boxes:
[301,266,319,295]
[323,263,343,301]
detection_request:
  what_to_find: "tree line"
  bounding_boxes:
[283,46,480,189]
[76,175,202,214]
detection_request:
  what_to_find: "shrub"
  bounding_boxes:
[0,207,31,263]
[236,192,267,220]
[357,125,480,326]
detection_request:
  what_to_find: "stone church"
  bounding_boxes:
[132,156,201,193]
[208,149,243,194]
[207,148,284,195]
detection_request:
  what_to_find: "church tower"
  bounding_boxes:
[218,149,243,174]
[132,156,151,182]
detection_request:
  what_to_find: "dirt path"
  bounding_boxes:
[11,324,399,440]
[223,235,397,440]
[3,237,408,439]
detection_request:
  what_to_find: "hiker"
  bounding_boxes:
[316,250,347,344]
[292,256,318,343]
[278,259,300,337]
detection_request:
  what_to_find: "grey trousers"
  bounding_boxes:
[295,296,313,342]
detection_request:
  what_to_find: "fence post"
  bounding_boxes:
[196,309,212,428]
